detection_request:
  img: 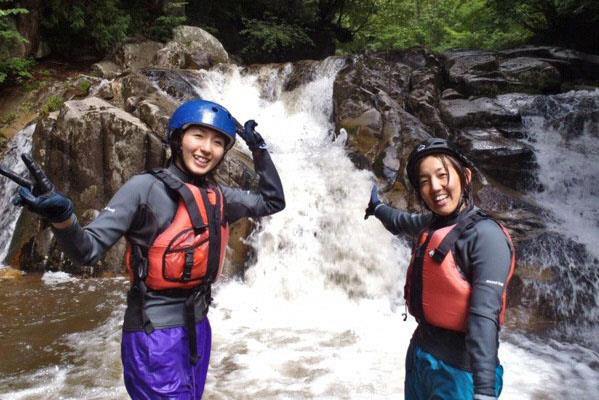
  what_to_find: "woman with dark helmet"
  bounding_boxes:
[11,99,285,399]
[365,138,515,400]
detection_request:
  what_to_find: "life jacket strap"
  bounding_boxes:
[131,244,155,334]
[199,186,223,284]
[149,168,207,232]
[430,210,489,263]
[184,284,211,365]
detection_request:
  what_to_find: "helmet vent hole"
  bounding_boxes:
[212,106,219,112]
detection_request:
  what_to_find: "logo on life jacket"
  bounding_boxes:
[125,169,230,291]
[404,211,516,332]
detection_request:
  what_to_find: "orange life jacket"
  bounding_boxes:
[125,169,230,291]
[404,211,516,332]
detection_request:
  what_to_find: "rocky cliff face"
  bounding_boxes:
[331,46,599,328]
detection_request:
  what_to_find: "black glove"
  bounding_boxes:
[9,154,74,223]
[364,184,382,220]
[14,186,74,223]
[238,120,267,151]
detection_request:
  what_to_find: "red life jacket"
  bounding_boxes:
[404,211,516,332]
[125,169,230,291]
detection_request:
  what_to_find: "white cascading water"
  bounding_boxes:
[1,64,598,399]
[0,124,34,266]
[498,91,599,345]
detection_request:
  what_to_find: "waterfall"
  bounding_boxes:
[498,90,599,348]
[1,68,598,398]
[0,124,34,266]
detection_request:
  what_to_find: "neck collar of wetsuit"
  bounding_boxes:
[168,160,207,187]
[430,204,477,229]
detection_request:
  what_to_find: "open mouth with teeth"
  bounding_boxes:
[433,194,449,205]
[193,155,211,167]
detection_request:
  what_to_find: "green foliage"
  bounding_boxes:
[239,17,314,62]
[487,0,599,52]
[340,0,533,53]
[42,0,131,57]
[186,0,378,62]
[0,1,33,86]
[1,111,16,125]
[122,1,186,42]
[78,79,92,95]
[42,95,64,114]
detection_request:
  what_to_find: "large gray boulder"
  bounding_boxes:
[114,40,165,71]
[7,98,165,274]
[155,26,230,70]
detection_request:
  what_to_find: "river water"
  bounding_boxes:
[0,60,597,399]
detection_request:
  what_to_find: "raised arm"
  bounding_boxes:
[222,147,285,224]
[364,184,431,236]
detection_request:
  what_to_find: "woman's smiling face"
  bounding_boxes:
[417,155,470,216]
[178,125,226,176]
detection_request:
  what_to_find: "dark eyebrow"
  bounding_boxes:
[419,167,446,177]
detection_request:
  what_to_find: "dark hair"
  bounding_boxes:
[414,153,474,213]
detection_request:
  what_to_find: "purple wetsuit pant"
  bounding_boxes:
[121,317,212,399]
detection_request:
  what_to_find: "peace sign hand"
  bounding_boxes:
[2,154,74,224]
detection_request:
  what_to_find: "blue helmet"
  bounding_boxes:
[168,99,237,150]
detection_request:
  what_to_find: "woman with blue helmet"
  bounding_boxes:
[13,98,285,398]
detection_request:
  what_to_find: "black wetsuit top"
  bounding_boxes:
[52,147,285,330]
[374,205,512,397]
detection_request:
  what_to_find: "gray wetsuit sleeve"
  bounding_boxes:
[221,148,285,224]
[461,219,512,397]
[51,175,149,266]
[374,204,432,236]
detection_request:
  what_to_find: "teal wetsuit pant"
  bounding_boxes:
[405,344,503,400]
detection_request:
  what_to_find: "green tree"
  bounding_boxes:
[340,0,532,53]
[41,1,186,59]
[0,0,33,85]
[42,0,131,58]
[186,0,378,63]
[488,0,599,52]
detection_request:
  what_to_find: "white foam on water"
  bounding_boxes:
[41,271,78,285]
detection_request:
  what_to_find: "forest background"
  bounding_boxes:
[1,0,598,89]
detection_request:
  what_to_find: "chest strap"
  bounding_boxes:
[429,210,489,264]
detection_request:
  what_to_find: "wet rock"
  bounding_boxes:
[498,57,561,93]
[7,97,166,274]
[171,25,229,67]
[90,61,123,79]
[441,88,463,100]
[443,51,505,96]
[114,40,165,71]
[499,46,599,82]
[516,231,598,325]
[455,127,537,190]
[443,47,598,97]
[136,100,171,139]
[408,64,450,138]
[283,59,322,92]
[154,41,187,69]
[333,50,431,188]
[440,97,521,129]
[140,69,206,101]
[477,185,546,244]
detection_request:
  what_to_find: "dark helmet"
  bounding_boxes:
[406,138,475,189]
[168,99,237,150]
